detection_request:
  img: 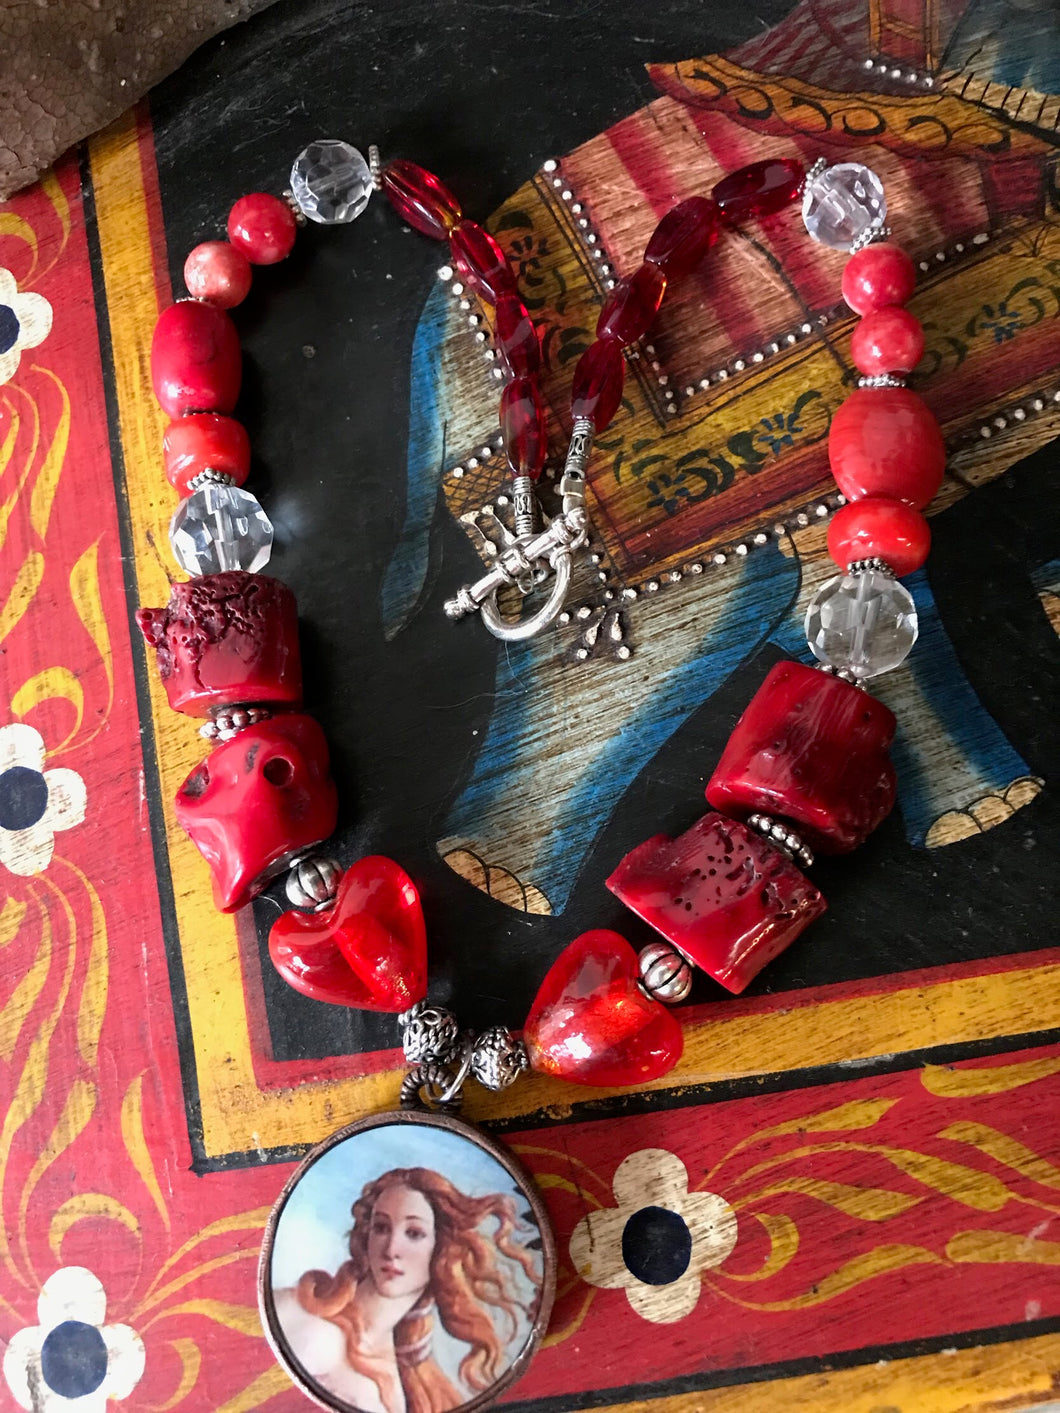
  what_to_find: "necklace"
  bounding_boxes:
[135,138,942,1411]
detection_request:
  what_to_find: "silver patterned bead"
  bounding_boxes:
[285,855,342,911]
[470,1026,529,1091]
[400,1001,462,1065]
[637,942,692,1004]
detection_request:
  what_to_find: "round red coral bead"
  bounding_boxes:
[841,242,916,315]
[227,193,297,265]
[828,387,945,509]
[163,413,251,496]
[183,241,253,307]
[850,306,925,376]
[827,496,931,576]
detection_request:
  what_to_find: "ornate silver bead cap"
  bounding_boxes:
[400,1001,462,1066]
[290,139,373,224]
[638,942,693,1005]
[802,162,887,251]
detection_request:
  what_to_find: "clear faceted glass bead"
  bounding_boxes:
[802,163,887,251]
[290,140,372,224]
[169,482,274,575]
[804,568,917,679]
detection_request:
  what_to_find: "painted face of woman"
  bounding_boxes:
[367,1185,437,1300]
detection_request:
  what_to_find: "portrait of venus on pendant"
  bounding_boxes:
[265,1121,547,1413]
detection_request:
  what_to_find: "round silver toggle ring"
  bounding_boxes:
[479,547,573,641]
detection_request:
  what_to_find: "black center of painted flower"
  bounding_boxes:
[40,1320,108,1398]
[0,766,48,831]
[0,304,19,355]
[621,1205,692,1285]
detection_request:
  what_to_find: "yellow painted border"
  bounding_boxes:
[88,109,1060,1163]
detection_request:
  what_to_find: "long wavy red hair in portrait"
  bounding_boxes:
[296,1166,543,1412]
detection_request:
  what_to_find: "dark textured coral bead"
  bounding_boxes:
[712,158,805,221]
[570,337,625,432]
[706,660,897,854]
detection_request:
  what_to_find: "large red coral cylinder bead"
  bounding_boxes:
[151,300,242,417]
[828,386,945,509]
[136,572,302,716]
[706,660,897,854]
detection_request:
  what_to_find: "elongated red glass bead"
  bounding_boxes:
[381,159,462,239]
[712,158,804,222]
[596,262,667,345]
[570,338,625,432]
[151,300,241,417]
[644,196,720,279]
[828,386,945,509]
[501,376,548,479]
[494,293,540,378]
[448,219,515,304]
[163,413,251,495]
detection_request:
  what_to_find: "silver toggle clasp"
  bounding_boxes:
[444,418,594,642]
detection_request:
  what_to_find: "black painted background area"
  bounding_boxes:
[145,0,1060,1066]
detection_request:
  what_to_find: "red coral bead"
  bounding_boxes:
[448,220,515,304]
[501,375,548,479]
[827,496,931,576]
[523,930,683,1087]
[183,241,252,308]
[494,293,540,378]
[136,571,302,716]
[644,196,719,279]
[227,193,297,265]
[162,413,251,496]
[607,813,826,995]
[151,300,241,417]
[841,242,916,315]
[381,159,462,239]
[175,714,337,913]
[706,660,897,854]
[828,386,945,509]
[712,158,804,221]
[596,262,667,345]
[850,306,925,376]
[570,338,625,432]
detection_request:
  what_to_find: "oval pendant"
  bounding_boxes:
[259,1107,556,1413]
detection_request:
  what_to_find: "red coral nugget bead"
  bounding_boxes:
[850,306,925,377]
[183,240,253,308]
[841,242,917,315]
[162,413,251,496]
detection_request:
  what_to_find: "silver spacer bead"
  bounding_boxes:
[187,468,236,492]
[199,704,272,742]
[281,188,309,226]
[637,942,693,1005]
[802,156,828,193]
[368,144,383,191]
[848,557,895,577]
[849,222,892,254]
[814,661,867,690]
[858,373,906,389]
[285,854,342,911]
[470,1026,529,1090]
[747,813,814,870]
[399,1001,462,1066]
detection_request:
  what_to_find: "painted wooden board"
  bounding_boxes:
[0,0,1058,1409]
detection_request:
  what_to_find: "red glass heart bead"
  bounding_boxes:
[828,386,945,509]
[850,306,925,376]
[712,158,804,222]
[151,300,242,418]
[494,293,540,378]
[162,413,251,496]
[841,242,916,315]
[175,713,338,912]
[706,660,897,854]
[827,496,931,576]
[607,813,826,995]
[596,262,667,346]
[183,240,253,308]
[643,195,719,279]
[523,930,683,1087]
[227,192,297,265]
[501,375,548,479]
[381,159,462,239]
[570,338,625,432]
[136,571,302,716]
[449,220,515,304]
[269,856,428,1011]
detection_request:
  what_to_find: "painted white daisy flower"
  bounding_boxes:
[0,266,52,384]
[569,1147,738,1323]
[0,723,86,875]
[3,1267,145,1410]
